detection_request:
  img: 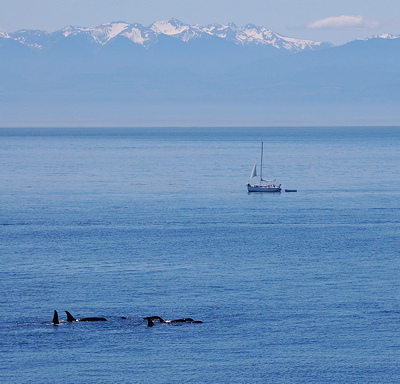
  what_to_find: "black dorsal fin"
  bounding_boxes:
[65,311,76,322]
[52,310,59,325]
[144,317,155,327]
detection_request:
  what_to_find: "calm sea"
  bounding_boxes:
[0,127,399,383]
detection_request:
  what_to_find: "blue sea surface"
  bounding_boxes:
[0,127,399,383]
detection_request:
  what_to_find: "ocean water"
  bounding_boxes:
[0,126,399,384]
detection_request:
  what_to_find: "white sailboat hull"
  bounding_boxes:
[247,183,281,192]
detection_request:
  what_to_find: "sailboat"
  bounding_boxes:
[247,142,281,192]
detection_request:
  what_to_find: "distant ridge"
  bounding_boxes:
[1,19,400,127]
[356,33,400,41]
[1,19,332,52]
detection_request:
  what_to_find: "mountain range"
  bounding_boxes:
[1,19,332,52]
[1,19,399,127]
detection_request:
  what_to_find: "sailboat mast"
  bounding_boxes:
[260,141,263,184]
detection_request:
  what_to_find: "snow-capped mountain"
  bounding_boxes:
[3,19,332,51]
[1,18,399,127]
[356,33,400,41]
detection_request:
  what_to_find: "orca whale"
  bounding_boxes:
[65,311,107,322]
[144,316,203,326]
[170,318,203,323]
[52,310,59,325]
[51,311,200,326]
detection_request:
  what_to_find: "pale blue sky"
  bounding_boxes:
[1,0,400,45]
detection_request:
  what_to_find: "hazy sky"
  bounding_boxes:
[1,0,400,45]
